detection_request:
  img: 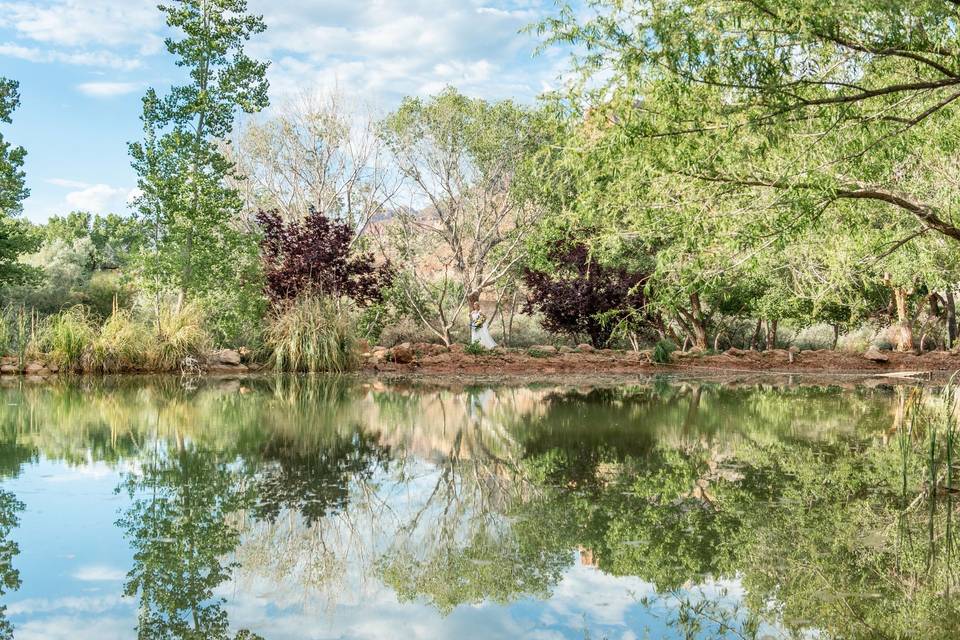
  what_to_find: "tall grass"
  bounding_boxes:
[36,306,97,371]
[89,309,152,373]
[148,302,211,371]
[267,296,357,373]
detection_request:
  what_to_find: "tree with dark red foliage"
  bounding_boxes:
[256,208,391,306]
[522,241,649,347]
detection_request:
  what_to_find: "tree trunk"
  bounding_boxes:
[831,324,840,350]
[947,290,957,350]
[688,293,708,351]
[765,319,778,351]
[750,318,762,351]
[892,287,913,352]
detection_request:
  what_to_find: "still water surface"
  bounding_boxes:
[0,376,954,639]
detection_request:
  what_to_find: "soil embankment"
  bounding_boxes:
[363,343,960,378]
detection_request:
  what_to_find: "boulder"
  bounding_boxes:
[863,348,890,363]
[47,363,59,373]
[390,343,415,364]
[559,346,575,354]
[531,345,558,354]
[576,343,595,352]
[210,349,242,366]
[207,364,249,374]
[24,362,46,375]
[725,348,747,357]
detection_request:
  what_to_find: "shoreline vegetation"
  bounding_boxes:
[6,3,960,386]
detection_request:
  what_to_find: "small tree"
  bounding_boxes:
[0,77,40,287]
[378,88,542,345]
[256,208,391,306]
[522,241,649,347]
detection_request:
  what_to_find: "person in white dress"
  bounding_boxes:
[470,300,497,349]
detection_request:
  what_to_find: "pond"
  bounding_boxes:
[0,376,955,639]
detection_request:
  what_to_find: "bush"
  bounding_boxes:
[149,302,212,371]
[792,323,836,351]
[266,296,357,372]
[89,309,151,373]
[652,339,676,364]
[837,325,876,353]
[35,306,98,370]
[464,341,491,356]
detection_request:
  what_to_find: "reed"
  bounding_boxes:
[266,296,357,373]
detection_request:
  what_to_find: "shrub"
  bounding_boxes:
[522,239,649,347]
[256,209,392,306]
[792,323,837,351]
[266,296,357,372]
[36,306,97,370]
[652,339,676,364]
[464,341,491,356]
[89,309,151,373]
[837,325,876,353]
[149,302,212,371]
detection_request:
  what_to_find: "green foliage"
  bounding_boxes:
[651,339,676,364]
[89,309,152,373]
[129,0,269,317]
[464,341,491,356]
[35,306,97,371]
[0,77,40,289]
[149,301,212,371]
[266,296,357,373]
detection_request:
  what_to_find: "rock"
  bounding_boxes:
[24,362,46,374]
[390,343,415,364]
[725,348,747,357]
[47,363,59,373]
[863,348,890,363]
[210,349,242,366]
[576,343,595,352]
[207,364,249,374]
[0,365,16,375]
[531,345,558,354]
[0,356,16,366]
[559,346,575,354]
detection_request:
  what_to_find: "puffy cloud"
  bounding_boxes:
[76,81,143,97]
[0,0,161,49]
[0,42,142,70]
[45,179,138,214]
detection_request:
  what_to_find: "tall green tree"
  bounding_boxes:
[0,78,40,287]
[130,0,269,339]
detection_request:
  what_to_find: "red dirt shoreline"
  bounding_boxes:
[362,345,960,379]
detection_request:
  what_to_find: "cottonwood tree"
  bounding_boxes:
[0,78,40,287]
[233,91,399,237]
[129,0,269,340]
[378,88,542,345]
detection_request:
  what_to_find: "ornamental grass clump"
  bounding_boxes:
[267,296,357,373]
[36,306,97,371]
[149,302,212,371]
[89,309,152,373]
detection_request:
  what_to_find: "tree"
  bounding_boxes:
[256,208,392,306]
[378,88,543,345]
[522,238,649,347]
[537,1,960,244]
[0,78,40,287]
[129,0,270,324]
[233,91,399,236]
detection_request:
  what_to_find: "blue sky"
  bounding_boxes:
[0,0,574,223]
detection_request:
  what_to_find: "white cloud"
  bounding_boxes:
[0,0,161,48]
[45,180,138,214]
[71,565,127,582]
[0,42,142,70]
[76,81,143,97]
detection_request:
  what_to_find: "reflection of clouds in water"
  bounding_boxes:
[221,553,718,639]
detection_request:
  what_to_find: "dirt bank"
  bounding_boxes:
[363,344,960,379]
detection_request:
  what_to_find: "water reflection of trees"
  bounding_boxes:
[0,377,956,638]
